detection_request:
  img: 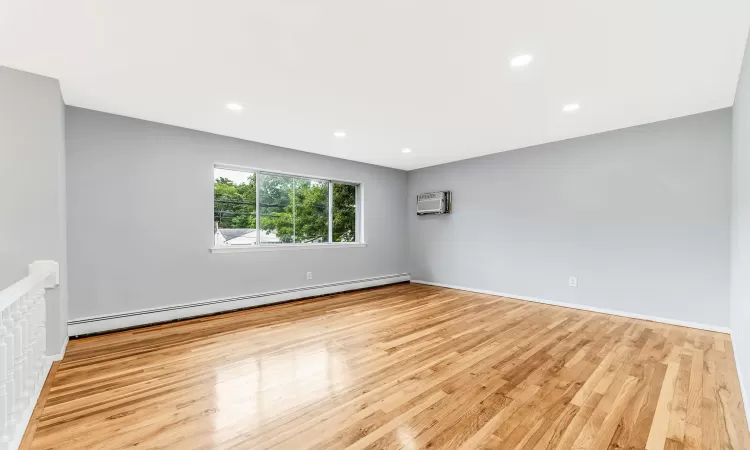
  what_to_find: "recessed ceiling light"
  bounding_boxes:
[333,131,347,138]
[226,103,243,111]
[510,54,533,67]
[402,148,412,153]
[562,103,580,113]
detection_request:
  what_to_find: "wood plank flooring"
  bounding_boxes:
[25,283,749,449]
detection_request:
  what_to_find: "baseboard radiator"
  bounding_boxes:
[68,273,411,336]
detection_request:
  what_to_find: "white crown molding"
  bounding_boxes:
[68,273,410,336]
[410,280,731,334]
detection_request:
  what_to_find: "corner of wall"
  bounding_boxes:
[729,27,750,430]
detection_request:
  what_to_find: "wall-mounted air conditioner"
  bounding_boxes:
[417,191,451,215]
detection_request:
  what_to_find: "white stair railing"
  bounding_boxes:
[0,261,58,450]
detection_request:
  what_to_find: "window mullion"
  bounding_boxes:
[328,182,333,243]
[292,178,296,243]
[256,173,261,246]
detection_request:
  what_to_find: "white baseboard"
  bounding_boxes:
[410,280,731,334]
[48,336,68,362]
[68,273,411,336]
[10,359,52,449]
[731,331,750,434]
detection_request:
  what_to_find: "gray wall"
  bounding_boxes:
[0,67,68,354]
[65,107,408,320]
[731,34,750,405]
[408,109,732,327]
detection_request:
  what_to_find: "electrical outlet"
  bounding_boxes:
[568,276,578,288]
[307,272,313,280]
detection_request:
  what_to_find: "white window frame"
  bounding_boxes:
[210,163,365,253]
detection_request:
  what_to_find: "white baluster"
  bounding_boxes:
[35,290,46,388]
[27,261,54,393]
[11,301,25,424]
[1,310,15,441]
[29,288,43,396]
[0,318,9,450]
[19,293,33,405]
[25,289,40,401]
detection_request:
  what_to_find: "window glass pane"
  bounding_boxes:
[333,183,357,242]
[214,168,257,246]
[293,178,329,243]
[259,173,292,244]
[259,174,329,244]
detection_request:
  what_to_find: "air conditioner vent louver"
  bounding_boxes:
[416,191,451,215]
[417,193,441,202]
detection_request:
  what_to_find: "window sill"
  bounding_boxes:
[209,242,367,253]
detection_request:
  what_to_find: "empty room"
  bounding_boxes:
[2,1,750,449]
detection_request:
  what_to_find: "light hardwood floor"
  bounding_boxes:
[24,283,749,449]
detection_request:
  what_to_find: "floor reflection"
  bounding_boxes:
[212,341,351,436]
[397,425,417,450]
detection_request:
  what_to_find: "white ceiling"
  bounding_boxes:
[1,1,749,170]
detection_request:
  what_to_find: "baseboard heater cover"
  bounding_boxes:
[68,273,410,336]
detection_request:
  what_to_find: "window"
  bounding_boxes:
[332,183,356,242]
[213,166,360,249]
[259,173,329,244]
[214,168,257,246]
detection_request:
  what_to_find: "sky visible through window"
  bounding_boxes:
[214,168,252,185]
